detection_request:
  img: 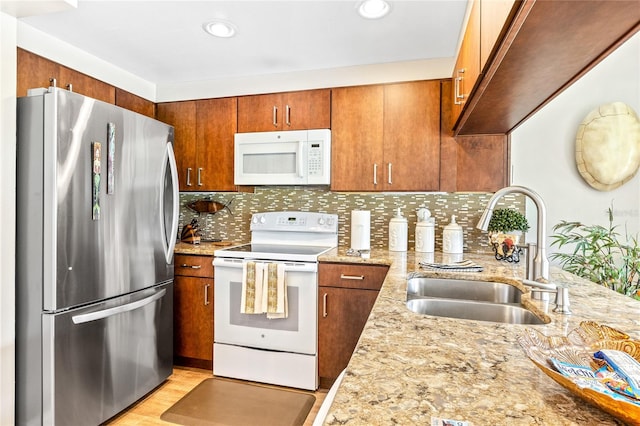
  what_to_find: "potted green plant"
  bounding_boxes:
[487,208,530,262]
[550,207,640,299]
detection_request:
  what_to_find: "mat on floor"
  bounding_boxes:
[160,378,316,426]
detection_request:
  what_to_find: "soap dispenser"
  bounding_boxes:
[442,214,463,254]
[415,208,435,253]
[389,208,408,252]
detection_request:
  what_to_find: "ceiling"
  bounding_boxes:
[17,1,468,88]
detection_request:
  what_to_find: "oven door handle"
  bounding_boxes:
[213,257,318,273]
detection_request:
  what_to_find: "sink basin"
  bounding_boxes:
[406,298,546,325]
[407,277,523,303]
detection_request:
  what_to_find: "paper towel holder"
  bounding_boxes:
[350,210,371,251]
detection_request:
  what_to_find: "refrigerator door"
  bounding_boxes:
[39,283,173,425]
[34,88,178,310]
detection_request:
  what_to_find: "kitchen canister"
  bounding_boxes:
[389,208,408,252]
[415,208,435,253]
[442,214,464,254]
[350,210,371,251]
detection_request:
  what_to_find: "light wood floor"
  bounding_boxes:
[104,366,327,425]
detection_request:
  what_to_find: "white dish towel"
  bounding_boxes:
[241,262,288,319]
[265,263,288,319]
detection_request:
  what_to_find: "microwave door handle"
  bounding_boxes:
[298,140,305,178]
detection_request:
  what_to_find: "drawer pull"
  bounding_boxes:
[180,264,202,269]
[204,284,210,305]
[340,274,365,280]
[323,293,328,318]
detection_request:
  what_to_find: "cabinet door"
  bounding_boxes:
[17,49,115,104]
[318,287,378,388]
[17,48,59,97]
[330,85,384,191]
[480,0,517,70]
[115,88,155,118]
[383,81,441,191]
[455,134,508,191]
[196,97,238,191]
[58,65,115,104]
[174,275,214,369]
[157,101,197,191]
[237,93,284,132]
[451,0,480,126]
[284,89,331,130]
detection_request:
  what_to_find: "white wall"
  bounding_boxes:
[511,32,640,255]
[0,11,17,426]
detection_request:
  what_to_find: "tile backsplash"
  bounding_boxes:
[178,187,524,253]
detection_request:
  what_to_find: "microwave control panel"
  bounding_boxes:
[308,142,323,176]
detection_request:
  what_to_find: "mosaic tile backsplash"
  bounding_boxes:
[178,187,524,253]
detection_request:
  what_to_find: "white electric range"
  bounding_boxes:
[213,211,338,390]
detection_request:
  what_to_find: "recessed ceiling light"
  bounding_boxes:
[357,0,391,19]
[203,20,237,38]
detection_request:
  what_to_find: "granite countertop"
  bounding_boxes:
[318,248,640,425]
[174,241,242,255]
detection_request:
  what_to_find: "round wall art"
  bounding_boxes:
[575,102,640,191]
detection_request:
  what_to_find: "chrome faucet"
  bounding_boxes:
[476,186,550,282]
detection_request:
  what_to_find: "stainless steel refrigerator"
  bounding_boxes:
[16,87,179,425]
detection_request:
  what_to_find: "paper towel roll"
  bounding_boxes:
[351,210,370,250]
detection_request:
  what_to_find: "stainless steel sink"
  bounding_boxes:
[406,298,546,325]
[406,277,523,303]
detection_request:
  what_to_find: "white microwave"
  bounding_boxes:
[234,129,331,186]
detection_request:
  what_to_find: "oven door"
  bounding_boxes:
[213,257,317,354]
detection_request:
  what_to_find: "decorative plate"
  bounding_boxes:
[575,102,640,192]
[518,321,640,425]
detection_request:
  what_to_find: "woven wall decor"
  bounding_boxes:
[575,102,640,191]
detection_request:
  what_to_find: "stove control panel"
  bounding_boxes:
[250,211,338,233]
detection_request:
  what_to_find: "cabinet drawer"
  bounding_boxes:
[319,263,389,290]
[175,254,213,278]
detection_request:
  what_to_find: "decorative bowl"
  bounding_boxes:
[517,321,640,425]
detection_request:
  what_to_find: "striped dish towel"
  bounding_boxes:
[419,259,483,272]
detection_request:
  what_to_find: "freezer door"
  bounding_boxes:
[34,89,178,310]
[35,283,173,425]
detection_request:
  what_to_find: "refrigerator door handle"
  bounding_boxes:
[72,289,166,324]
[161,142,180,264]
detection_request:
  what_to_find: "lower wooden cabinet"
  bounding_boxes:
[318,262,389,388]
[174,254,214,370]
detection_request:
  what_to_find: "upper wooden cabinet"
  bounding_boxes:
[479,0,517,70]
[331,81,441,192]
[454,0,640,135]
[115,88,155,118]
[440,79,508,192]
[451,0,480,124]
[157,97,237,191]
[157,101,197,191]
[237,89,330,132]
[17,48,115,104]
